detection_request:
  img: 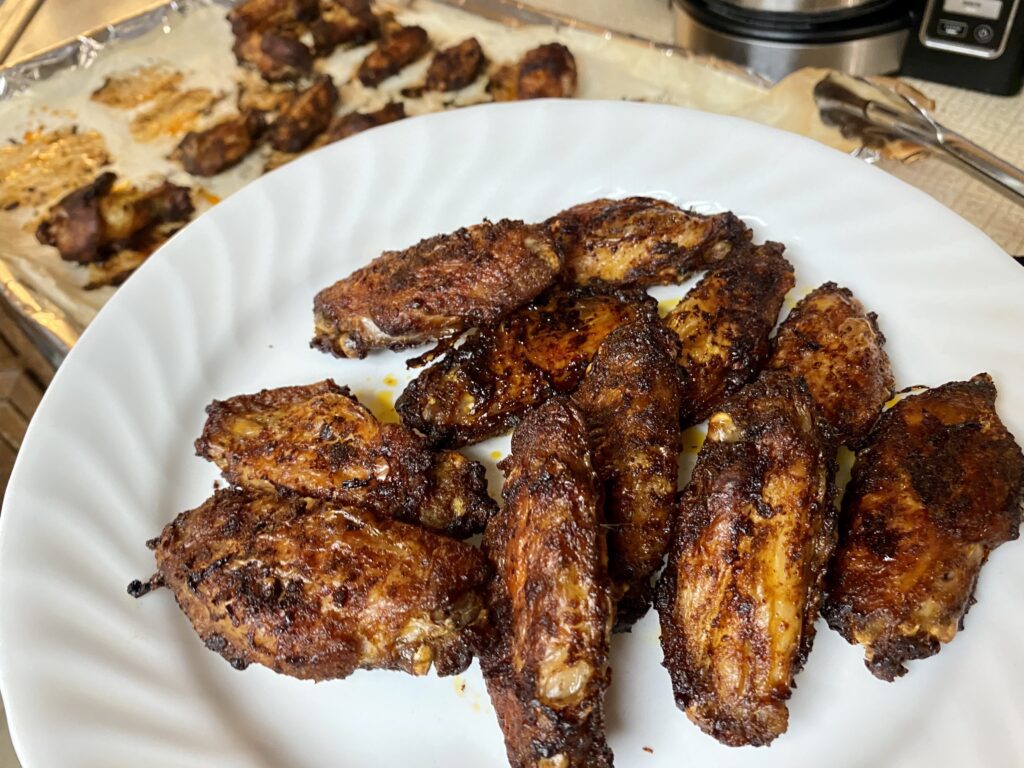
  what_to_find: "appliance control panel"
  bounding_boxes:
[921,0,1020,58]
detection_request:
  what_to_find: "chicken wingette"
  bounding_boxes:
[426,37,486,92]
[313,219,561,358]
[546,197,751,288]
[656,372,835,747]
[130,488,489,680]
[488,43,577,101]
[268,75,338,152]
[769,282,893,447]
[310,0,379,55]
[571,318,683,629]
[482,398,613,767]
[396,286,656,447]
[195,380,496,537]
[357,25,430,87]
[664,242,794,426]
[824,374,1024,681]
[174,111,267,177]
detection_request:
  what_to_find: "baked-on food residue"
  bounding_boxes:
[0,128,110,211]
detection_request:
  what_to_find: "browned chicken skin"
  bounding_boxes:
[572,318,683,629]
[233,30,314,82]
[133,488,489,680]
[824,374,1024,681]
[310,0,379,55]
[482,399,613,767]
[174,111,267,177]
[489,43,577,101]
[357,25,430,87]
[269,75,339,152]
[396,285,656,448]
[546,197,751,288]
[312,219,562,358]
[195,380,496,538]
[656,372,836,747]
[227,0,318,35]
[664,242,794,426]
[36,172,193,264]
[426,37,486,92]
[319,102,406,145]
[769,282,894,447]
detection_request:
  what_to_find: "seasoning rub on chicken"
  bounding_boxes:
[195,380,496,538]
[825,374,1024,681]
[131,487,489,680]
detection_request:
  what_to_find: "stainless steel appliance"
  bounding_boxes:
[673,0,912,81]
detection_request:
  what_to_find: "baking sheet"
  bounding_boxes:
[0,0,862,362]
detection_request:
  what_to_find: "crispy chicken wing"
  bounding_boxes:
[489,43,577,101]
[426,37,486,92]
[572,318,683,629]
[174,111,267,177]
[227,0,318,36]
[269,75,339,152]
[546,197,751,288]
[656,372,835,747]
[357,25,430,87]
[36,172,193,264]
[318,102,406,145]
[769,282,893,447]
[132,488,489,680]
[396,286,656,447]
[482,399,613,767]
[195,380,496,537]
[310,0,379,55]
[664,242,794,426]
[312,219,561,358]
[233,30,314,82]
[824,374,1024,681]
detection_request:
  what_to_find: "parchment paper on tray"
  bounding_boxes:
[0,0,898,361]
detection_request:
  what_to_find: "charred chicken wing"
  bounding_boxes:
[482,398,613,767]
[174,111,267,177]
[489,43,577,101]
[357,25,430,87]
[546,197,751,288]
[310,0,379,55]
[664,242,794,426]
[195,380,496,537]
[133,487,489,680]
[36,172,193,264]
[318,101,406,145]
[572,318,683,629]
[312,219,561,358]
[396,286,656,448]
[269,75,339,152]
[656,372,835,747]
[233,30,314,82]
[769,282,893,447]
[824,374,1024,681]
[426,37,486,92]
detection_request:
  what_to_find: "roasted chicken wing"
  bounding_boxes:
[36,172,193,264]
[269,75,338,152]
[482,398,613,767]
[357,25,430,87]
[312,219,561,358]
[664,242,794,426]
[233,30,314,82]
[426,37,486,92]
[546,197,751,288]
[195,380,496,537]
[174,111,267,177]
[656,372,835,747]
[132,488,489,680]
[310,0,379,55]
[769,282,893,447]
[227,0,318,35]
[824,374,1024,681]
[396,286,656,447]
[489,43,577,101]
[572,318,683,629]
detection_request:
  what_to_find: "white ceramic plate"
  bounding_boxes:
[2,100,1023,768]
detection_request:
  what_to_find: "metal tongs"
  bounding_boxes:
[814,72,1024,206]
